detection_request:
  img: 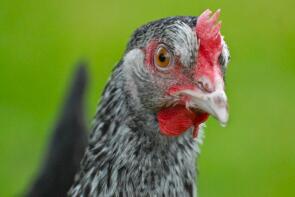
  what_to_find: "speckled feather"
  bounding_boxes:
[68,15,229,197]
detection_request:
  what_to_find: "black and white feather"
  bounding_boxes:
[69,16,230,197]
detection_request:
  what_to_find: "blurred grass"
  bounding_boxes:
[0,0,295,196]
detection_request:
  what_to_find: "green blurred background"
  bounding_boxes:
[0,0,294,196]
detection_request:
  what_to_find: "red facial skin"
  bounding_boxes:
[195,9,223,89]
[147,9,223,138]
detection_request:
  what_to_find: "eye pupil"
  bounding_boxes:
[159,53,166,62]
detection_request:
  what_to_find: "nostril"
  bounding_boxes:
[213,95,227,108]
[197,77,214,93]
[197,81,205,90]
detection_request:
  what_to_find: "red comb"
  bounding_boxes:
[196,9,222,62]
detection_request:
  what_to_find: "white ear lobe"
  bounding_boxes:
[121,48,146,109]
[221,36,230,68]
[122,48,148,82]
[123,49,145,69]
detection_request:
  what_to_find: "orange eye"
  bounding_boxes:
[154,46,172,69]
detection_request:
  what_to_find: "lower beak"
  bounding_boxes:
[176,89,229,125]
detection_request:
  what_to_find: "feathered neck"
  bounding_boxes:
[93,63,167,141]
[69,63,201,197]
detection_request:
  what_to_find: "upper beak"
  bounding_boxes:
[175,89,229,125]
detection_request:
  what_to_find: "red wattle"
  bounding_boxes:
[157,106,209,138]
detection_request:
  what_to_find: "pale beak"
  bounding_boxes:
[175,89,229,125]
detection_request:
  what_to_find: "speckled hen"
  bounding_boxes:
[69,9,230,197]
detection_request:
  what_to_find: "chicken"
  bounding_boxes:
[69,9,230,197]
